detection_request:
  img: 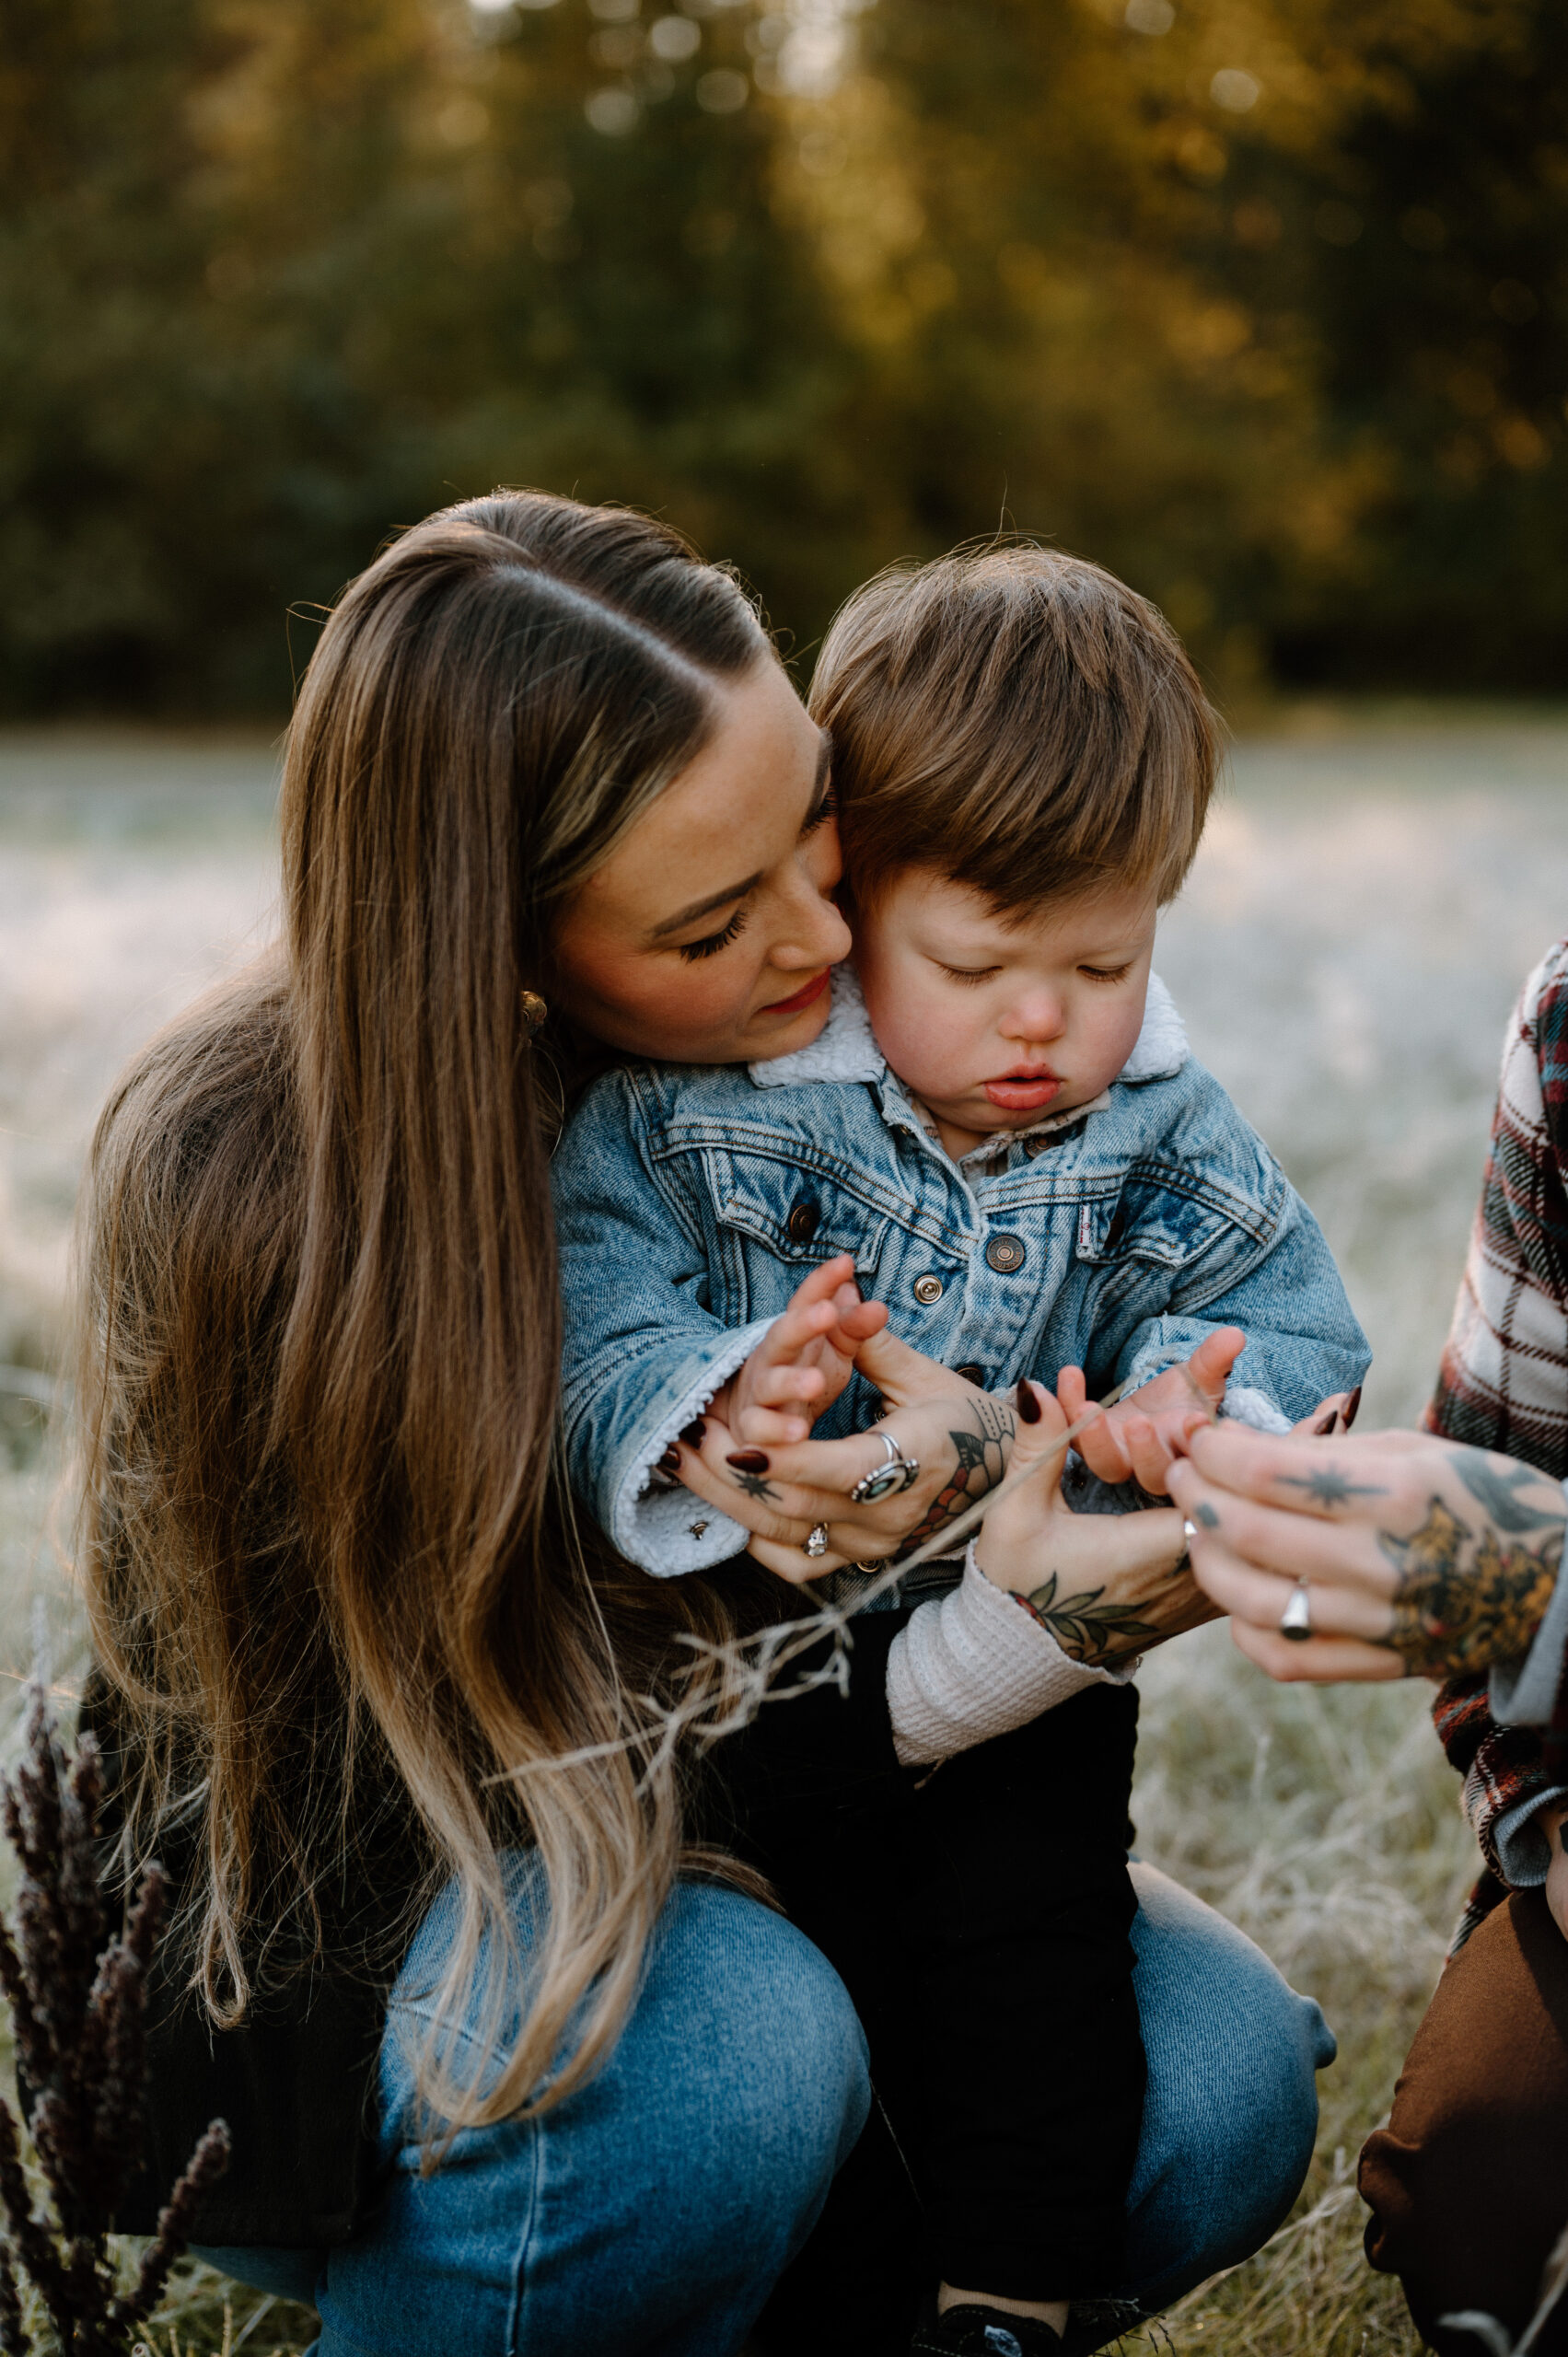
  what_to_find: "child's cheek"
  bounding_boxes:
[885,982,975,1097]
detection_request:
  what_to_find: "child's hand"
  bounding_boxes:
[725,1253,889,1446]
[1543,1803,1568,1943]
[974,1381,1213,1664]
[1055,1327,1245,1495]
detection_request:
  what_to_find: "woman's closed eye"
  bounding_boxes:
[799,784,836,837]
[678,908,749,962]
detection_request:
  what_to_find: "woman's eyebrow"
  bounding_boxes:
[649,871,763,940]
[649,734,832,941]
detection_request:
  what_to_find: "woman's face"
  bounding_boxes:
[551,657,851,1064]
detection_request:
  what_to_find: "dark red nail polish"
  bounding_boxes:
[680,1418,706,1447]
[1314,1411,1338,1436]
[1343,1385,1363,1430]
[1016,1379,1041,1425]
[658,1447,680,1473]
[726,1450,770,1472]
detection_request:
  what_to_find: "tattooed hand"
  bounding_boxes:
[1168,1425,1568,1684]
[894,1391,1015,1561]
[974,1381,1211,1664]
[666,1328,1022,1585]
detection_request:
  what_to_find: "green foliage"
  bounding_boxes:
[1,0,1563,713]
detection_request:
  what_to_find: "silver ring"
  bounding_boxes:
[803,1522,830,1560]
[1278,1578,1313,1642]
[850,1431,921,1505]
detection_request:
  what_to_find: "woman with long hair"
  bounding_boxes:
[79,492,1330,2355]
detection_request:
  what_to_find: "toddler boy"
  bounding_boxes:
[552,546,1366,2351]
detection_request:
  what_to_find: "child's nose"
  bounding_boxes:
[1006,994,1066,1042]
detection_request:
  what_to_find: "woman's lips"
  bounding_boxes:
[983,1071,1062,1111]
[761,970,831,1016]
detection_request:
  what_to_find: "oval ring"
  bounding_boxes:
[850,1430,922,1505]
[1278,1577,1313,1642]
[803,1522,830,1561]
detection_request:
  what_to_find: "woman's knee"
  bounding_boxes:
[641,1881,872,2224]
[322,1882,869,2354]
[1122,1864,1336,2303]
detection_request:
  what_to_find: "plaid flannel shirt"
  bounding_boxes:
[1427,938,1568,1945]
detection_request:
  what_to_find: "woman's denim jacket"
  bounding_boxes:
[552,970,1370,1577]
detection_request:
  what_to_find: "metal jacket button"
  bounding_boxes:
[787,1200,820,1244]
[953,1363,985,1386]
[912,1273,945,1305]
[985,1233,1027,1273]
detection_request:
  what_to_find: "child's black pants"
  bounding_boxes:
[705,1604,1145,2338]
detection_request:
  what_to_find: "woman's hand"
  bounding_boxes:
[973,1383,1214,1664]
[668,1327,1017,1583]
[1167,1423,1566,1682]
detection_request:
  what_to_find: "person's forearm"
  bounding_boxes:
[886,1546,1136,1767]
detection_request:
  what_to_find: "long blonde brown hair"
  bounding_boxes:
[77,491,773,2126]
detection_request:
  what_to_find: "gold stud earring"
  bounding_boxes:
[520,991,549,1039]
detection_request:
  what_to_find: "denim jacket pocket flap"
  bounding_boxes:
[714,1155,891,1279]
[1075,1181,1226,1271]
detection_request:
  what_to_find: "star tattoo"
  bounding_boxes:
[728,1467,779,1504]
[1275,1468,1388,1509]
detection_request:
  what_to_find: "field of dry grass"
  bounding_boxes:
[2,710,1566,2352]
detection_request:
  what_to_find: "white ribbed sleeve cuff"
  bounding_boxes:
[885,1543,1138,1768]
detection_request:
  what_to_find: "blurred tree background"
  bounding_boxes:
[1,0,1563,714]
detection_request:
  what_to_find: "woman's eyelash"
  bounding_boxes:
[800,787,836,836]
[679,910,748,962]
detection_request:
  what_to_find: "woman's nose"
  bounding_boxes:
[772,878,853,971]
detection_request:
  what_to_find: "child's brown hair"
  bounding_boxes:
[809,542,1220,917]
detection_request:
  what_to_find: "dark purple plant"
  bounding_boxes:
[0,1678,229,2353]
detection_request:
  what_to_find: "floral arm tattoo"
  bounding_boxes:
[1377,1482,1564,1676]
[1014,1575,1161,1666]
[895,1393,1016,1557]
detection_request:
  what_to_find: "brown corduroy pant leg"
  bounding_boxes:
[1360,1889,1568,2355]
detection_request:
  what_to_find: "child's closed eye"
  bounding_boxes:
[1079,962,1133,984]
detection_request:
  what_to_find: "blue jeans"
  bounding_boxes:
[196,1861,1334,2354]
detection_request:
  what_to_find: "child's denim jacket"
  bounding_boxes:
[552,969,1370,1577]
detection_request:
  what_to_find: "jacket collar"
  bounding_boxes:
[749,962,1190,1095]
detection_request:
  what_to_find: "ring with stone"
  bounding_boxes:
[849,1431,922,1506]
[803,1522,830,1560]
[1278,1577,1313,1642]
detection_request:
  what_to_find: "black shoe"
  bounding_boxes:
[910,2300,1063,2357]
